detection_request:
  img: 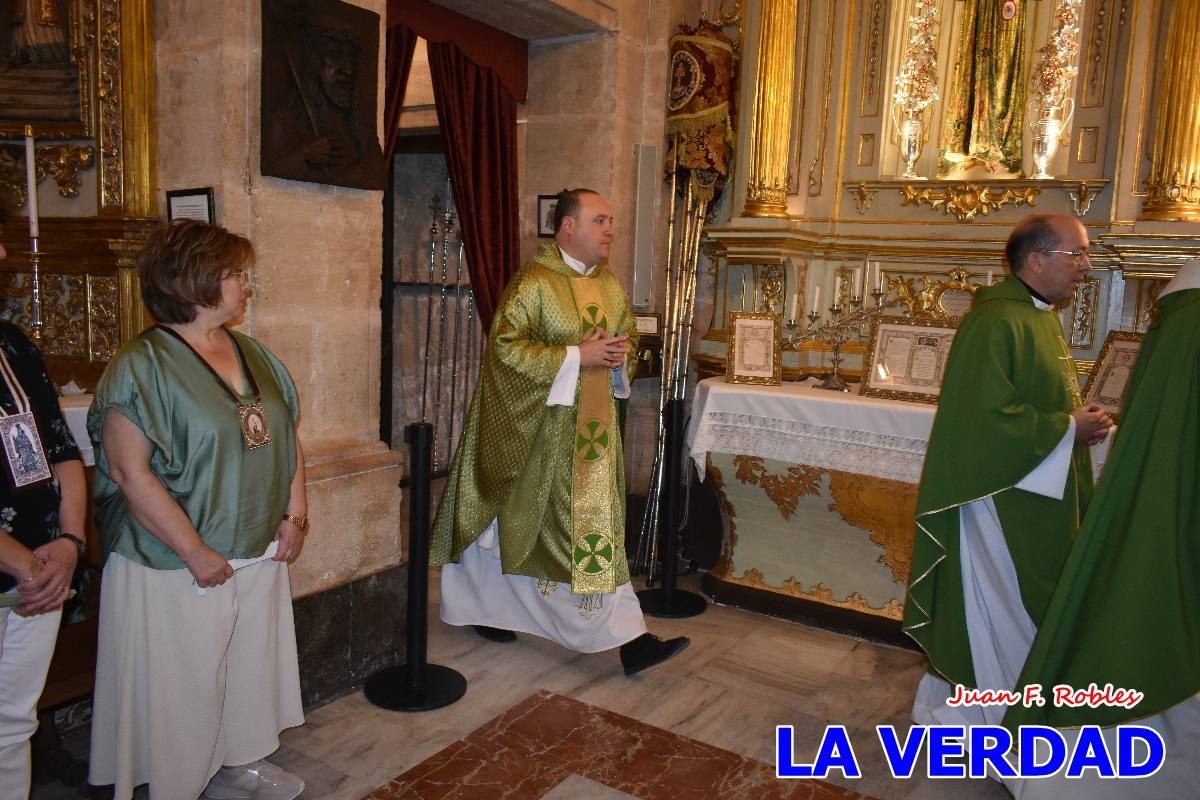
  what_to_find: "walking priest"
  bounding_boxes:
[431,188,689,676]
[903,213,1113,728]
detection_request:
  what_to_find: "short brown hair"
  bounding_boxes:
[552,187,599,233]
[139,220,253,323]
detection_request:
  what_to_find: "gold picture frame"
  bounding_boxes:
[860,315,959,404]
[725,311,782,385]
[1084,330,1143,418]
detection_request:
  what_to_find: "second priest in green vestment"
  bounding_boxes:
[903,275,1094,688]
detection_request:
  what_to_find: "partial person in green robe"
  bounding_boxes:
[431,188,689,676]
[995,258,1200,798]
[904,213,1112,730]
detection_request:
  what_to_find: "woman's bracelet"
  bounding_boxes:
[281,513,309,532]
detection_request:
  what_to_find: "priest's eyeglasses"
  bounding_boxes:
[1039,248,1090,264]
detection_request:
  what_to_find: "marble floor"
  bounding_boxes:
[34,571,1011,799]
[269,571,1008,800]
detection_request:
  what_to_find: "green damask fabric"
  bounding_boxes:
[430,243,637,593]
[938,0,1026,175]
[903,277,1093,687]
[1005,288,1200,728]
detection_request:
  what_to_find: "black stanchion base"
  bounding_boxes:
[637,587,708,619]
[363,663,467,712]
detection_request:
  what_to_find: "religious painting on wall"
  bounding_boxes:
[860,316,959,404]
[0,0,86,135]
[260,0,386,190]
[1084,330,1143,419]
[725,311,781,386]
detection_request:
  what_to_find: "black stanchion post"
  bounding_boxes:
[364,422,467,711]
[638,397,707,619]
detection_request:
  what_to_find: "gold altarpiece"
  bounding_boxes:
[688,0,1198,627]
[696,0,1196,383]
[0,0,155,389]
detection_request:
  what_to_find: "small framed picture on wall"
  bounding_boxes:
[537,195,558,238]
[166,188,215,224]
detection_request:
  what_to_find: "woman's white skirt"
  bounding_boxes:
[88,547,304,800]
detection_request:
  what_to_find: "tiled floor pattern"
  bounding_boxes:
[33,571,1011,799]
[361,690,870,799]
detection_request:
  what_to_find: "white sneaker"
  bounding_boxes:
[202,760,305,800]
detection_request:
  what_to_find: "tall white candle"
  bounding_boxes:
[853,267,863,298]
[833,276,843,304]
[24,129,39,239]
[812,284,821,314]
[789,291,799,323]
[987,270,994,286]
[873,262,882,292]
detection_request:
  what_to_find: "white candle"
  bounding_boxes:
[24,129,39,239]
[853,267,863,298]
[873,262,883,292]
[834,276,843,304]
[740,273,747,310]
[811,284,821,314]
[789,291,799,324]
[987,270,994,286]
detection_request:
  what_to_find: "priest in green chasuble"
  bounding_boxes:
[996,258,1200,798]
[903,213,1113,732]
[431,189,689,676]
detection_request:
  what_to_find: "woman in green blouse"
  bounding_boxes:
[87,221,308,800]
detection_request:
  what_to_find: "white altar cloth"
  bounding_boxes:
[686,378,935,484]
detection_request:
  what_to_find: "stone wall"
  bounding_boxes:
[154,0,403,600]
[518,0,707,492]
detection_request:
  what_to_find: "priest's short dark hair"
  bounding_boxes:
[553,187,600,233]
[1006,214,1064,275]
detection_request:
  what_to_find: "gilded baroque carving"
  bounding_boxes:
[743,0,796,217]
[98,0,124,212]
[1067,180,1097,215]
[0,144,96,204]
[849,182,876,214]
[806,8,837,197]
[758,264,784,314]
[36,144,96,197]
[1141,0,1200,222]
[87,275,119,360]
[1068,277,1100,349]
[0,273,88,358]
[888,267,980,320]
[860,0,885,117]
[1083,0,1110,107]
[899,182,1040,222]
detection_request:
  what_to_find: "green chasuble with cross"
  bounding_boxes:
[903,276,1093,687]
[1004,287,1200,729]
[430,243,637,594]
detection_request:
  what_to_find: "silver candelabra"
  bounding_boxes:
[783,282,892,391]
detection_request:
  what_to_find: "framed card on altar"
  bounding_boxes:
[860,316,959,404]
[725,311,782,386]
[1085,330,1143,417]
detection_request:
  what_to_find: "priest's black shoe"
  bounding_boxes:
[619,633,690,676]
[472,625,517,643]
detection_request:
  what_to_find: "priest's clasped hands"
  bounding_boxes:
[580,328,631,370]
[1071,403,1114,446]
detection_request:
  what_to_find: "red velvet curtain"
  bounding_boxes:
[427,40,520,332]
[383,25,418,163]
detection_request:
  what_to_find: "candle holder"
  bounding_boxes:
[28,238,44,345]
[784,282,892,391]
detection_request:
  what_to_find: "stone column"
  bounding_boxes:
[1142,0,1200,221]
[742,0,798,218]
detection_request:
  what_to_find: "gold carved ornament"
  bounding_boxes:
[888,267,981,320]
[900,182,1040,222]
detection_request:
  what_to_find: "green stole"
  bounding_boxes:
[569,276,618,595]
[903,277,1093,687]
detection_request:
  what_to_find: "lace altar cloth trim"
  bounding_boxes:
[689,411,928,484]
